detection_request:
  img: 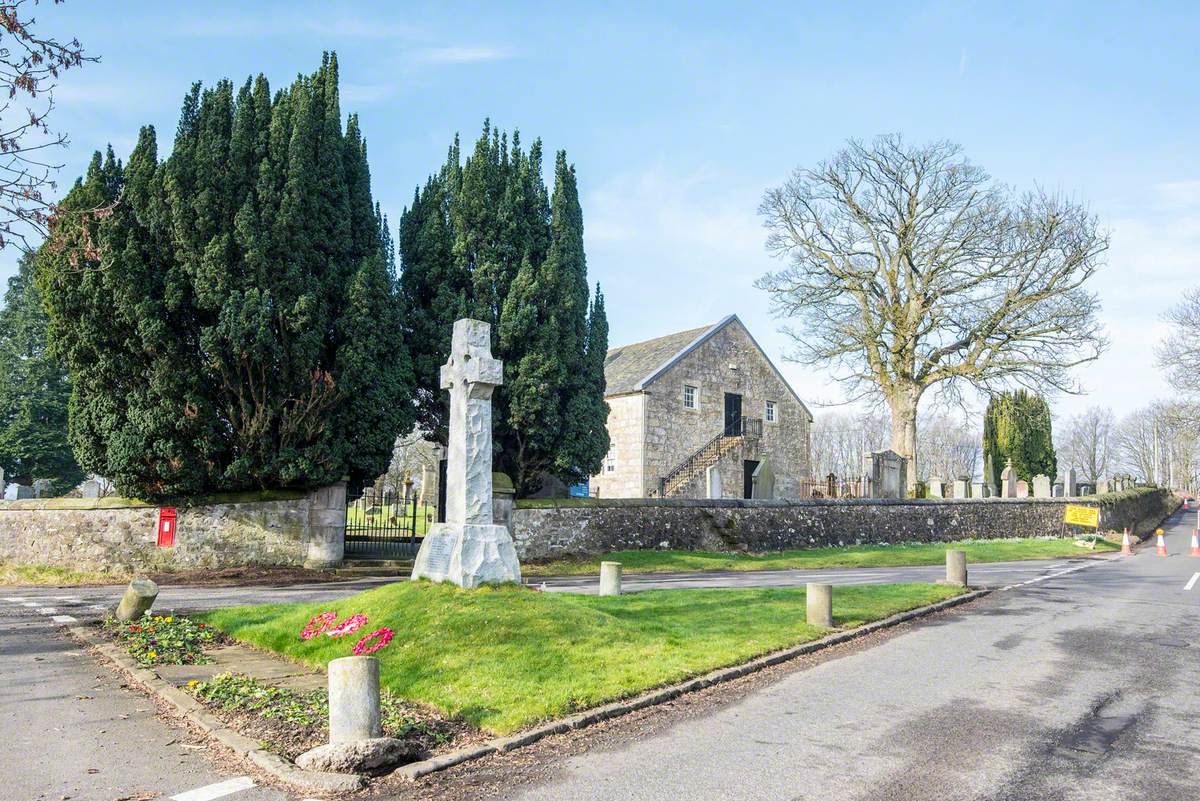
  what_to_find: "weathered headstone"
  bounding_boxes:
[81,479,101,498]
[952,478,969,499]
[971,481,986,499]
[411,319,521,588]
[1032,474,1052,498]
[863,450,907,499]
[1053,482,1064,497]
[750,460,775,499]
[1015,480,1029,498]
[705,464,722,499]
[1065,468,1077,498]
[1000,461,1017,498]
[1097,478,1111,494]
[3,483,33,500]
[927,476,945,499]
[32,478,52,498]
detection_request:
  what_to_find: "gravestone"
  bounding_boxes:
[1015,480,1029,498]
[952,478,969,499]
[1097,478,1111,494]
[971,481,986,499]
[705,464,722,499]
[4,483,33,500]
[863,450,907,499]
[81,479,101,498]
[1000,461,1017,498]
[1065,468,1077,498]
[0,467,4,490]
[1053,482,1064,497]
[411,319,521,588]
[927,476,945,498]
[32,478,52,498]
[1032,474,1052,498]
[751,460,775,499]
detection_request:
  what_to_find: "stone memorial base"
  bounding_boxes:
[297,737,416,773]
[411,523,522,588]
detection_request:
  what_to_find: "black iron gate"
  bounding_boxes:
[344,481,434,559]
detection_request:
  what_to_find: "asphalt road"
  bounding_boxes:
[509,509,1200,801]
[0,534,1184,801]
[0,592,291,801]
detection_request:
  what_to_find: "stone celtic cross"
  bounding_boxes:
[411,318,521,588]
[440,318,504,526]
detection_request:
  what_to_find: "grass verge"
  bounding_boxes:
[521,537,1118,576]
[198,580,961,734]
[0,561,120,586]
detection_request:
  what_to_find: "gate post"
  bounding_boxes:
[304,478,348,569]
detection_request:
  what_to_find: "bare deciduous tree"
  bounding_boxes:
[1157,289,1200,396]
[916,412,980,481]
[809,410,889,478]
[758,135,1108,490]
[0,1,95,250]
[1055,406,1114,483]
[1115,402,1200,492]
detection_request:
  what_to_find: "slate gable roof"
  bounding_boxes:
[602,314,813,420]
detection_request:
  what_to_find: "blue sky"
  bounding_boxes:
[7,0,1200,420]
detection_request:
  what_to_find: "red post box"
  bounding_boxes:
[157,507,177,547]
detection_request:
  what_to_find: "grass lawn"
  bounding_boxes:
[521,537,1118,577]
[345,500,432,535]
[0,561,120,586]
[198,580,961,734]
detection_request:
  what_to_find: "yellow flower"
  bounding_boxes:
[187,680,198,688]
[165,617,173,623]
[148,651,157,659]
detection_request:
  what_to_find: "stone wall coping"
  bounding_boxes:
[516,487,1162,511]
[0,488,308,512]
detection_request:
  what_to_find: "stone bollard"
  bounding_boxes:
[599,561,622,597]
[944,549,968,587]
[297,656,415,774]
[114,578,159,622]
[806,583,833,627]
[330,656,382,742]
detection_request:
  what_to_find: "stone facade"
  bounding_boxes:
[510,488,1177,562]
[0,485,347,574]
[591,315,813,500]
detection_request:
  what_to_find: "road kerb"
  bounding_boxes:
[393,587,990,781]
[62,623,365,794]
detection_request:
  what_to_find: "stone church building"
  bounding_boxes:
[590,315,813,499]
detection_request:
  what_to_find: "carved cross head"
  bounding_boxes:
[440,318,504,392]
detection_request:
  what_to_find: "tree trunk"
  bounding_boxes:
[887,387,921,494]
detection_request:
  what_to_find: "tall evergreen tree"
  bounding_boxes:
[0,253,84,492]
[398,124,608,494]
[38,55,412,499]
[983,390,1057,490]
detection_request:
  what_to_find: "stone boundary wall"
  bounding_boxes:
[510,488,1178,562]
[0,484,347,573]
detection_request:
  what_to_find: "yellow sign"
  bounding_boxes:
[1063,505,1100,528]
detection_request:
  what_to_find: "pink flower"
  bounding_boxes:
[352,627,394,656]
[327,613,368,639]
[300,612,338,641]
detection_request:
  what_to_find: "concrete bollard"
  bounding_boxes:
[114,578,159,621]
[599,561,623,596]
[328,656,382,743]
[945,549,968,587]
[806,583,833,627]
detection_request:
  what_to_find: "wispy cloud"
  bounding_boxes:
[410,46,511,65]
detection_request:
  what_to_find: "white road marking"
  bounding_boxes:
[89,604,108,611]
[1185,572,1200,591]
[36,607,57,615]
[169,776,256,801]
[999,561,1098,592]
[3,596,28,602]
[51,615,77,624]
[20,602,39,607]
[53,596,84,603]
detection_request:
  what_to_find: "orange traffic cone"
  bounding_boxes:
[1190,530,1200,557]
[1156,529,1168,556]
[1121,528,1133,555]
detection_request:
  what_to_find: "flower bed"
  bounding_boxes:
[102,613,225,666]
[188,673,475,761]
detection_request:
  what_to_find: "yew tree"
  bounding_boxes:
[758,136,1106,490]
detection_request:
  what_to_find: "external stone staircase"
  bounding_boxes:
[654,421,760,498]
